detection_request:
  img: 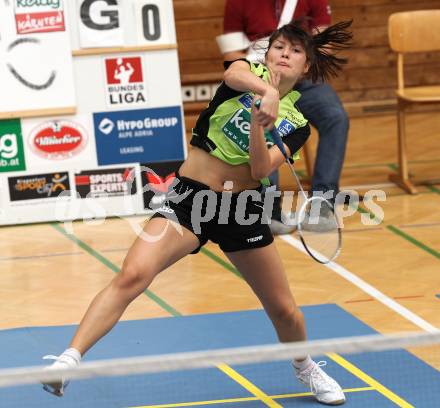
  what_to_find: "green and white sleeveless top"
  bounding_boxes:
[191,61,310,185]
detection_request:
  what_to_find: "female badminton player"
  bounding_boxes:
[43,20,352,405]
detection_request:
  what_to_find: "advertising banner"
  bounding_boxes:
[14,0,66,35]
[140,160,183,210]
[0,1,75,116]
[21,114,96,168]
[93,106,184,165]
[74,167,136,198]
[0,119,26,173]
[103,56,147,108]
[8,171,70,202]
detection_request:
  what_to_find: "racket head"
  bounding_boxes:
[296,196,342,264]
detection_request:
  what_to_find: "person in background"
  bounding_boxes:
[217,0,350,234]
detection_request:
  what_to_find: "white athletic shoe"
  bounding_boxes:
[295,360,346,405]
[42,352,80,397]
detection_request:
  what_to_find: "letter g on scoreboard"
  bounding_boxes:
[76,0,175,47]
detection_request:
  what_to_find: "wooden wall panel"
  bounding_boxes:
[174,0,440,104]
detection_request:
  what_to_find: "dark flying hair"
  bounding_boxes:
[267,20,353,82]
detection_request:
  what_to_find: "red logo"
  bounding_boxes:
[29,121,88,160]
[105,57,144,85]
[15,11,65,34]
[146,172,176,193]
[75,175,90,186]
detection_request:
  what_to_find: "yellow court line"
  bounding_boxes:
[129,349,412,408]
[271,386,374,399]
[328,353,415,408]
[129,387,375,407]
[130,395,259,408]
[217,363,282,407]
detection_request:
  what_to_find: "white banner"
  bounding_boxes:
[0,0,183,226]
[0,1,75,116]
[77,0,124,48]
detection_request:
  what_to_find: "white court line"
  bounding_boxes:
[279,235,439,333]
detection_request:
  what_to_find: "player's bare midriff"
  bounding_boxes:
[179,147,261,193]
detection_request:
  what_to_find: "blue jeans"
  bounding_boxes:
[269,80,349,204]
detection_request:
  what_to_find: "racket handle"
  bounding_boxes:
[254,100,288,159]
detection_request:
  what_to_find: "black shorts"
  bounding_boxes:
[150,173,274,254]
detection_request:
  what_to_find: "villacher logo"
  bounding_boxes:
[29,120,88,160]
[104,56,147,107]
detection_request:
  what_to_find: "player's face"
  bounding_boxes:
[265,35,309,83]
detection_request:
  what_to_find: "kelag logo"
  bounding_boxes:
[222,109,281,152]
[0,119,26,173]
[75,167,137,198]
[222,109,252,152]
[93,106,185,165]
[8,171,70,201]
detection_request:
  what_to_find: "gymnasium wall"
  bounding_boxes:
[174,0,440,107]
[0,0,186,226]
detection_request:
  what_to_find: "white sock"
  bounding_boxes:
[62,348,82,365]
[293,355,313,372]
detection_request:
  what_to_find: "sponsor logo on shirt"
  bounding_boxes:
[285,110,307,127]
[277,118,296,136]
[222,109,251,152]
[238,93,253,108]
[222,109,277,152]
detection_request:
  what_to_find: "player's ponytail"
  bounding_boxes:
[309,20,353,82]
